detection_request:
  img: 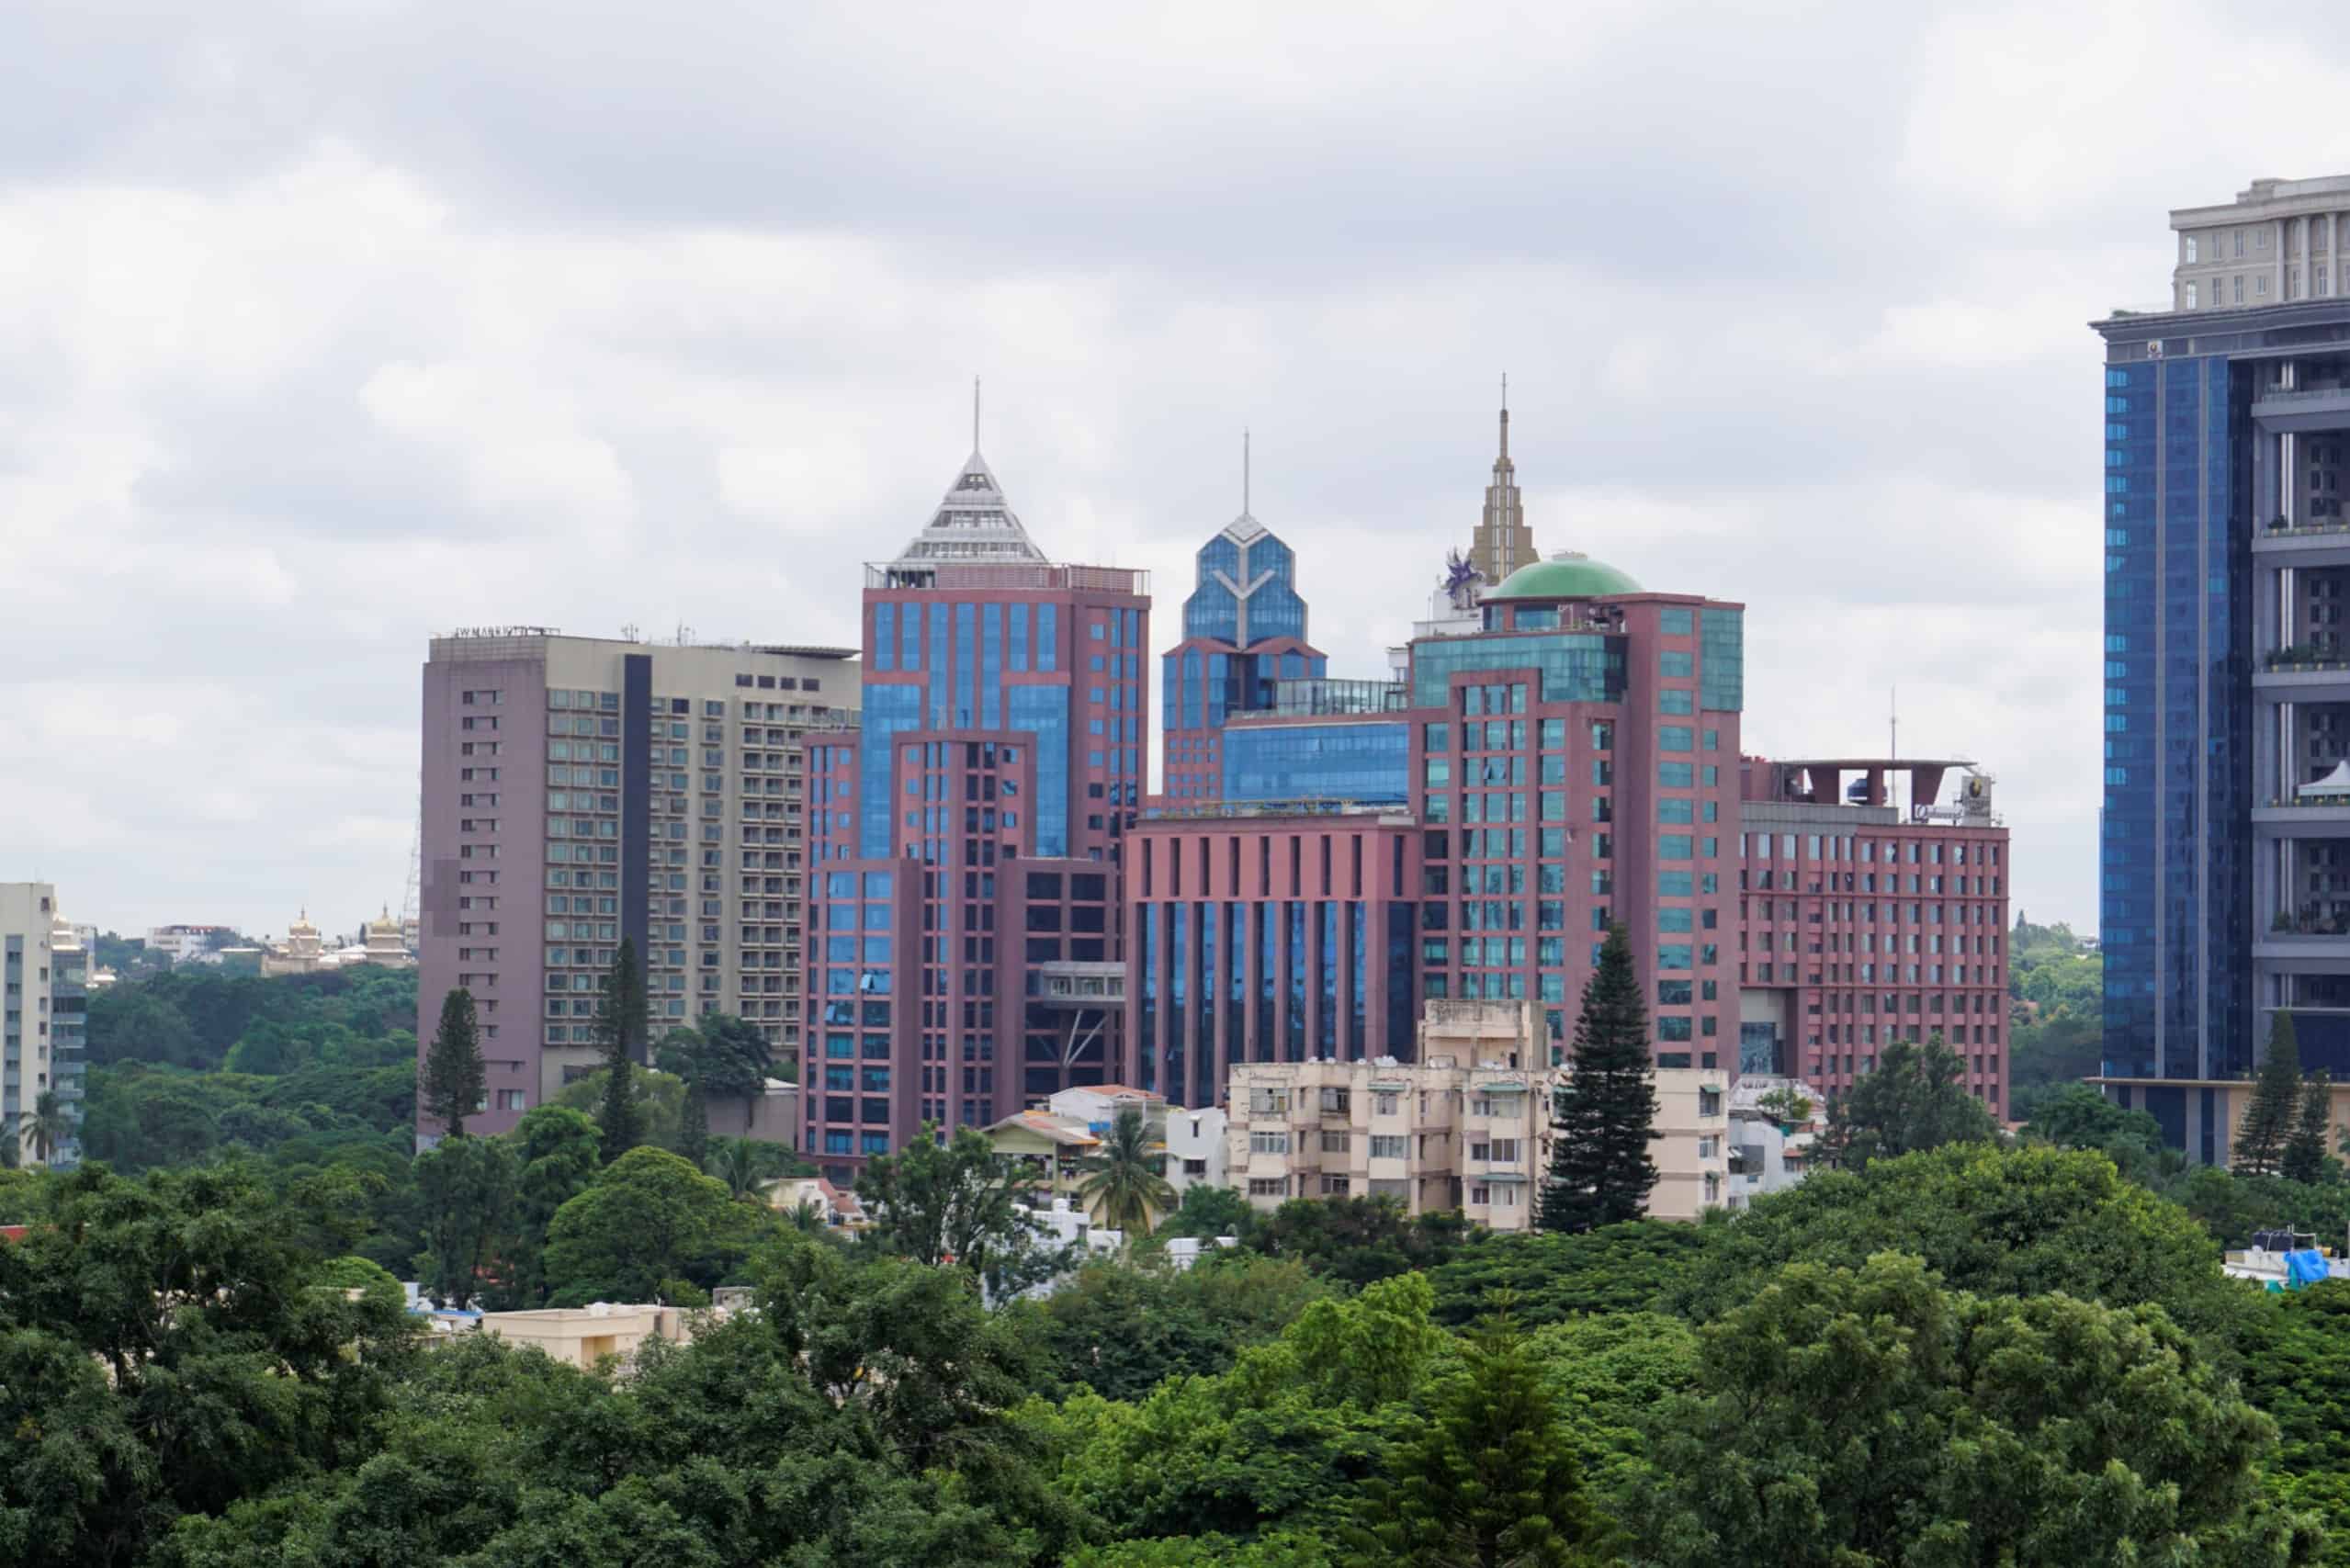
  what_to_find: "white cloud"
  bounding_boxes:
[0,0,2266,936]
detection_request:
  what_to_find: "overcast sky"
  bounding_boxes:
[2,0,2333,942]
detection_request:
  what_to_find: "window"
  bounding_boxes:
[2184,234,2198,264]
[1248,1177,1286,1198]
[2185,281,2198,309]
[1370,1134,1407,1159]
[1320,1176,1351,1196]
[1248,1130,1291,1155]
[1374,1091,1400,1115]
[1320,1129,1351,1153]
[1318,1086,1351,1113]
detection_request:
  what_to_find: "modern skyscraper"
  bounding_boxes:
[2093,175,2350,1146]
[417,632,858,1139]
[1130,545,1748,1100]
[1161,444,1328,801]
[805,442,1148,1179]
[1465,387,1536,590]
[2,883,84,1168]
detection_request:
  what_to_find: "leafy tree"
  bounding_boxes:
[1019,1253,1328,1400]
[1349,1302,1617,1567]
[1079,1105,1175,1235]
[1676,1144,2245,1344]
[2240,1010,2304,1178]
[2285,1070,2337,1187]
[315,1253,406,1313]
[505,1105,603,1305]
[1814,1031,1999,1171]
[542,1145,756,1305]
[414,1134,517,1308]
[0,1160,414,1565]
[1247,1195,1467,1288]
[676,1071,710,1171]
[1429,1219,1713,1327]
[1542,922,1658,1231]
[419,987,488,1138]
[593,939,647,1164]
[555,1065,686,1154]
[2027,1082,2163,1154]
[1642,1252,2318,1567]
[1158,1182,1255,1241]
[857,1122,1064,1293]
[671,1012,779,1126]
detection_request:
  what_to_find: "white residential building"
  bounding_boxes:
[1224,1001,1733,1229]
[1725,1075,1823,1209]
[5,885,85,1168]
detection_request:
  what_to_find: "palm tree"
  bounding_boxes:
[1077,1106,1176,1237]
[17,1092,70,1167]
[785,1198,827,1234]
[707,1136,774,1201]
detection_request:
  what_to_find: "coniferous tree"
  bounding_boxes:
[594,938,647,1165]
[678,1072,711,1171]
[1542,922,1659,1232]
[2283,1069,2335,1186]
[1349,1300,1617,1566]
[419,987,487,1138]
[2237,1010,2302,1177]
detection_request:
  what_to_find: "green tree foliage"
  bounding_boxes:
[1349,1303,1617,1567]
[1246,1194,1467,1288]
[0,1160,414,1567]
[704,1134,802,1200]
[17,1089,73,1166]
[1526,1311,1700,1506]
[2235,1281,2350,1563]
[1429,1219,1712,1326]
[2285,1071,2338,1187]
[593,939,647,1164]
[554,1065,687,1155]
[420,987,488,1138]
[857,1122,1068,1293]
[2241,1011,2306,1179]
[1542,921,1658,1231]
[2003,917,2103,1124]
[87,965,417,1073]
[1045,1272,1444,1548]
[541,1145,763,1306]
[1158,1182,1255,1241]
[1677,1144,2243,1342]
[505,1105,603,1305]
[2026,1082,2164,1155]
[1019,1252,1329,1400]
[1079,1105,1176,1235]
[414,1134,517,1308]
[1815,1031,2000,1171]
[1642,1252,2318,1567]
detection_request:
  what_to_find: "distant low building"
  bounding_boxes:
[763,1174,868,1231]
[981,1085,1222,1225]
[474,1303,697,1371]
[1725,1074,1823,1209]
[1224,1000,1734,1228]
[145,924,235,964]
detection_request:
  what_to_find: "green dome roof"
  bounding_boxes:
[1486,552,1642,600]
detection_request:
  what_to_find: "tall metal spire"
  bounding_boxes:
[1499,373,1508,459]
[973,376,981,451]
[1243,427,1251,515]
[1467,377,1535,587]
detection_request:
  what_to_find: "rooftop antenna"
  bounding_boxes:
[1889,683,1899,762]
[973,376,981,450]
[1500,372,1508,458]
[1243,427,1251,514]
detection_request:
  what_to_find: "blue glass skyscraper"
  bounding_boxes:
[2095,175,2350,1156]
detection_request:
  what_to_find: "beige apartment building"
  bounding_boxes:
[1225,1001,1731,1229]
[418,629,858,1138]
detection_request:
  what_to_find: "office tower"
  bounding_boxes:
[1466,390,1536,590]
[2,883,84,1168]
[1735,758,2010,1111]
[418,632,858,1139]
[2094,174,2350,1151]
[1160,457,1328,802]
[804,443,1149,1179]
[1130,542,1747,1102]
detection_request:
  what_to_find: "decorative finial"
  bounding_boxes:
[1499,372,1509,460]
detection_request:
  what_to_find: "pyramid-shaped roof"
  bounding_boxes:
[890,449,1046,568]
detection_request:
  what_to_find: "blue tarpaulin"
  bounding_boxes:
[2287,1249,2331,1288]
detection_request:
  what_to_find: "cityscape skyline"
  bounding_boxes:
[10,4,2302,942]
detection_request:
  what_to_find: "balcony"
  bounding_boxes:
[2254,383,2350,429]
[1035,961,1124,1010]
[2255,795,2350,833]
[2255,654,2350,703]
[2254,521,2350,570]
